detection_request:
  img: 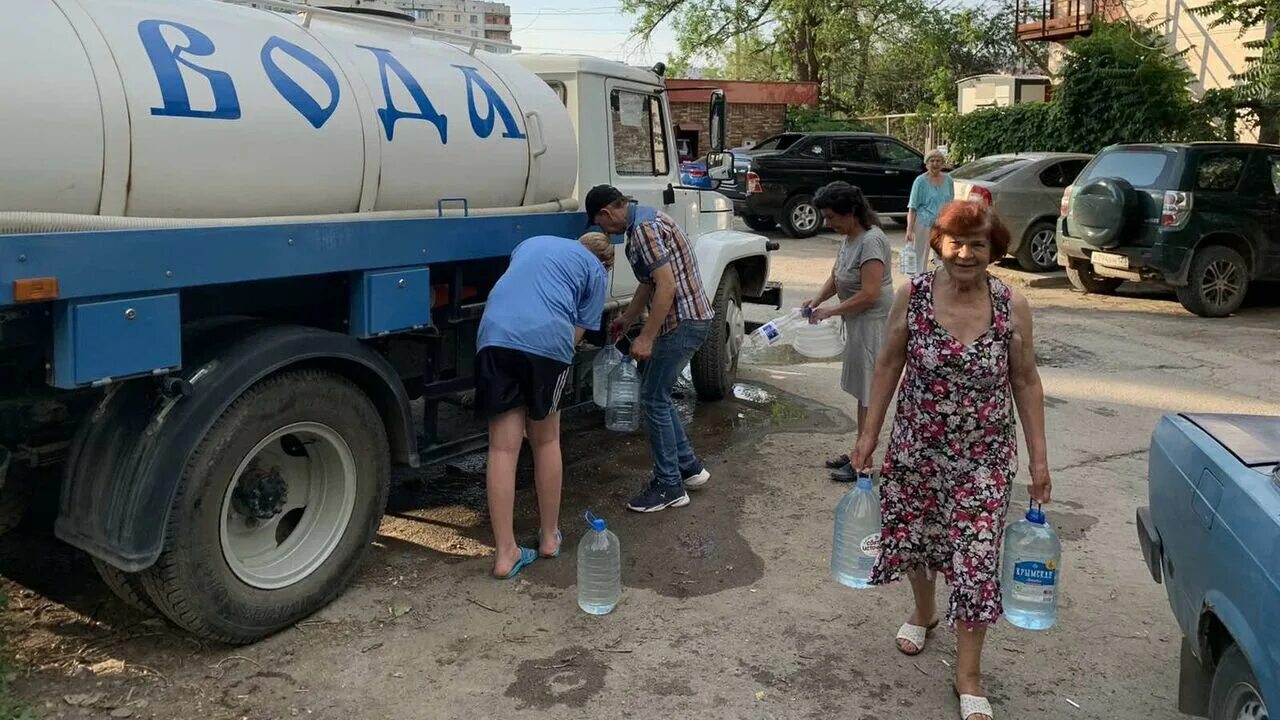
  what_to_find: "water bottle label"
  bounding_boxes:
[762,323,781,342]
[1011,560,1058,604]
[859,534,881,558]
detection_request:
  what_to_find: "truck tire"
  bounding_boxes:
[691,267,742,401]
[140,369,390,644]
[1017,221,1059,272]
[781,194,821,238]
[743,215,776,232]
[92,557,156,614]
[1176,245,1249,318]
[1208,645,1268,720]
[1066,262,1123,295]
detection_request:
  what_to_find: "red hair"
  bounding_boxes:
[929,201,1012,259]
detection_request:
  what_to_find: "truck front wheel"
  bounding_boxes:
[141,369,390,644]
[691,267,742,401]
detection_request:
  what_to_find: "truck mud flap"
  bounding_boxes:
[744,281,783,310]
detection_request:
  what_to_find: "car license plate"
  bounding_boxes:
[1092,252,1129,270]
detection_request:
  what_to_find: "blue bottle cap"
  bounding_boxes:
[855,472,874,491]
[1026,503,1046,525]
[585,511,606,532]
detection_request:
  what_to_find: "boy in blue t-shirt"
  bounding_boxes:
[474,233,612,579]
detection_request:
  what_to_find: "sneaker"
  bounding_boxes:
[683,468,711,490]
[627,484,690,513]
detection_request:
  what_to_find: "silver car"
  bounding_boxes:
[952,152,1093,272]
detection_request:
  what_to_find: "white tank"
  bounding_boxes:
[0,0,577,219]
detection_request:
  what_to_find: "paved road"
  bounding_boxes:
[2,223,1278,720]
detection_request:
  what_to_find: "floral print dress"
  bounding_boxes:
[869,271,1017,626]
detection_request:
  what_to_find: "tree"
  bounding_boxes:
[1190,0,1280,141]
[1053,21,1199,151]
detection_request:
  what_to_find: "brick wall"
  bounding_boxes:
[671,102,787,156]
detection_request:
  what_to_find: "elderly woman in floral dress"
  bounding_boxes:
[850,201,1053,720]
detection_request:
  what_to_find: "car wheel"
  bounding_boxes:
[743,215,777,232]
[1176,245,1249,318]
[1017,221,1059,272]
[691,267,742,401]
[782,195,821,238]
[1066,261,1123,295]
[1209,645,1269,720]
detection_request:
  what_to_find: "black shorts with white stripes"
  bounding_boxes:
[473,347,571,422]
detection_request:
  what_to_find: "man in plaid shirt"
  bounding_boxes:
[587,185,716,514]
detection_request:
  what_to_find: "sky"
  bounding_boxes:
[507,0,679,64]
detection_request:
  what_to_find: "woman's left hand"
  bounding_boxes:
[809,307,836,323]
[1028,463,1052,504]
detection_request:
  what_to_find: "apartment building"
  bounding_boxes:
[219,0,514,53]
[397,0,513,50]
[1015,0,1265,97]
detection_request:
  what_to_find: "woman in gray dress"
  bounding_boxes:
[804,182,894,481]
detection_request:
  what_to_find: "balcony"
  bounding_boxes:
[1016,0,1119,42]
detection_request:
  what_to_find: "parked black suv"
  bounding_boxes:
[1058,142,1280,317]
[719,132,926,238]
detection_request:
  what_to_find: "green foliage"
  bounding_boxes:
[626,0,1025,117]
[1187,0,1280,141]
[785,107,874,132]
[946,103,1065,161]
[946,21,1227,162]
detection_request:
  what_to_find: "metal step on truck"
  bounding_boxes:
[0,0,780,644]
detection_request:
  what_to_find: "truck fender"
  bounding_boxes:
[1197,590,1276,702]
[56,321,417,572]
[694,229,772,298]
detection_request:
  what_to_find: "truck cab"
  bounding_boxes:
[517,54,781,398]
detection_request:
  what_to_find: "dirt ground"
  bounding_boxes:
[3,223,1279,720]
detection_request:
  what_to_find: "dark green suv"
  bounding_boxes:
[1057,142,1280,317]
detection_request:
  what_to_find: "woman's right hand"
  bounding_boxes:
[850,433,877,473]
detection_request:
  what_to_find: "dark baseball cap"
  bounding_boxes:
[584,184,625,226]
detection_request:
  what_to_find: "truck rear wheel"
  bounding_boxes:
[92,557,155,614]
[691,267,741,401]
[1176,245,1249,318]
[141,369,390,644]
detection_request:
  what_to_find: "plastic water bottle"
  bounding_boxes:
[1001,502,1062,630]
[577,511,621,615]
[745,308,805,352]
[899,242,918,276]
[592,344,623,408]
[605,357,640,432]
[831,473,882,589]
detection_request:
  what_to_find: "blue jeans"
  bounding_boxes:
[639,320,712,489]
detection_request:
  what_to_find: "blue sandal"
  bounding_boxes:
[496,547,537,579]
[538,529,563,559]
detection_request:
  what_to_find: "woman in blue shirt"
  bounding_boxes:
[905,149,955,274]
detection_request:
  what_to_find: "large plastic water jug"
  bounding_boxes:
[577,511,621,615]
[592,344,623,408]
[831,473,881,589]
[1001,502,1062,630]
[605,357,641,432]
[899,243,918,276]
[744,309,805,352]
[793,317,845,359]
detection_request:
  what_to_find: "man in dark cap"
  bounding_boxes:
[585,185,715,514]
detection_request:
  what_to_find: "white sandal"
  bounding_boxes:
[958,693,993,720]
[894,618,939,656]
